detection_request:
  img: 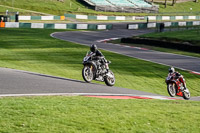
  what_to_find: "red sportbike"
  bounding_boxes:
[165,75,190,100]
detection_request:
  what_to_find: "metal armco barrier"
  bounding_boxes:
[7,14,200,21]
[128,21,200,30]
[65,14,200,21]
[4,22,113,30]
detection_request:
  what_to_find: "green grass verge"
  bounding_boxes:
[0,0,200,16]
[0,28,200,97]
[0,96,200,132]
[0,5,45,16]
[0,0,146,16]
[114,40,200,58]
[110,29,200,58]
[157,1,200,14]
[0,5,25,14]
[140,29,200,46]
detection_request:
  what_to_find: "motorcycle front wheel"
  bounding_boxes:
[82,65,93,83]
[183,89,190,100]
[104,70,115,86]
[167,83,176,97]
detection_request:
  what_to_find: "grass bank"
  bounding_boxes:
[0,0,146,16]
[0,5,48,16]
[111,29,200,58]
[0,0,199,15]
[0,96,200,132]
[0,28,200,96]
[140,29,200,46]
[157,1,200,14]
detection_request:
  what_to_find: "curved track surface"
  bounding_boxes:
[51,28,200,101]
[0,67,176,100]
[1,27,199,101]
[52,29,200,73]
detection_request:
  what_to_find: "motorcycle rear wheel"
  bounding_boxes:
[167,83,176,97]
[183,89,190,100]
[104,70,115,86]
[82,65,93,83]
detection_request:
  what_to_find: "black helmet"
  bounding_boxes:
[169,67,175,73]
[176,72,181,77]
[90,44,97,53]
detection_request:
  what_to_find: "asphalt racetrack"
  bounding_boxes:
[0,67,174,100]
[52,29,200,73]
[1,27,200,101]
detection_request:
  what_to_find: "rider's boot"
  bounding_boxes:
[183,82,187,90]
[95,75,103,81]
[182,82,189,93]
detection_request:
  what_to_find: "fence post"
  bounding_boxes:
[15,12,19,22]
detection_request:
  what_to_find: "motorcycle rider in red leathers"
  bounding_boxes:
[168,67,187,90]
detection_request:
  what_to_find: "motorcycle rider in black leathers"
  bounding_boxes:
[90,44,107,78]
[90,44,106,66]
[90,44,104,58]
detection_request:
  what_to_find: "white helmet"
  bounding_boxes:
[169,67,175,73]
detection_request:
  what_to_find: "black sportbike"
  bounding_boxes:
[82,51,115,86]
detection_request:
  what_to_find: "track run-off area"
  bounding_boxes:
[1,26,200,101]
[51,27,200,101]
